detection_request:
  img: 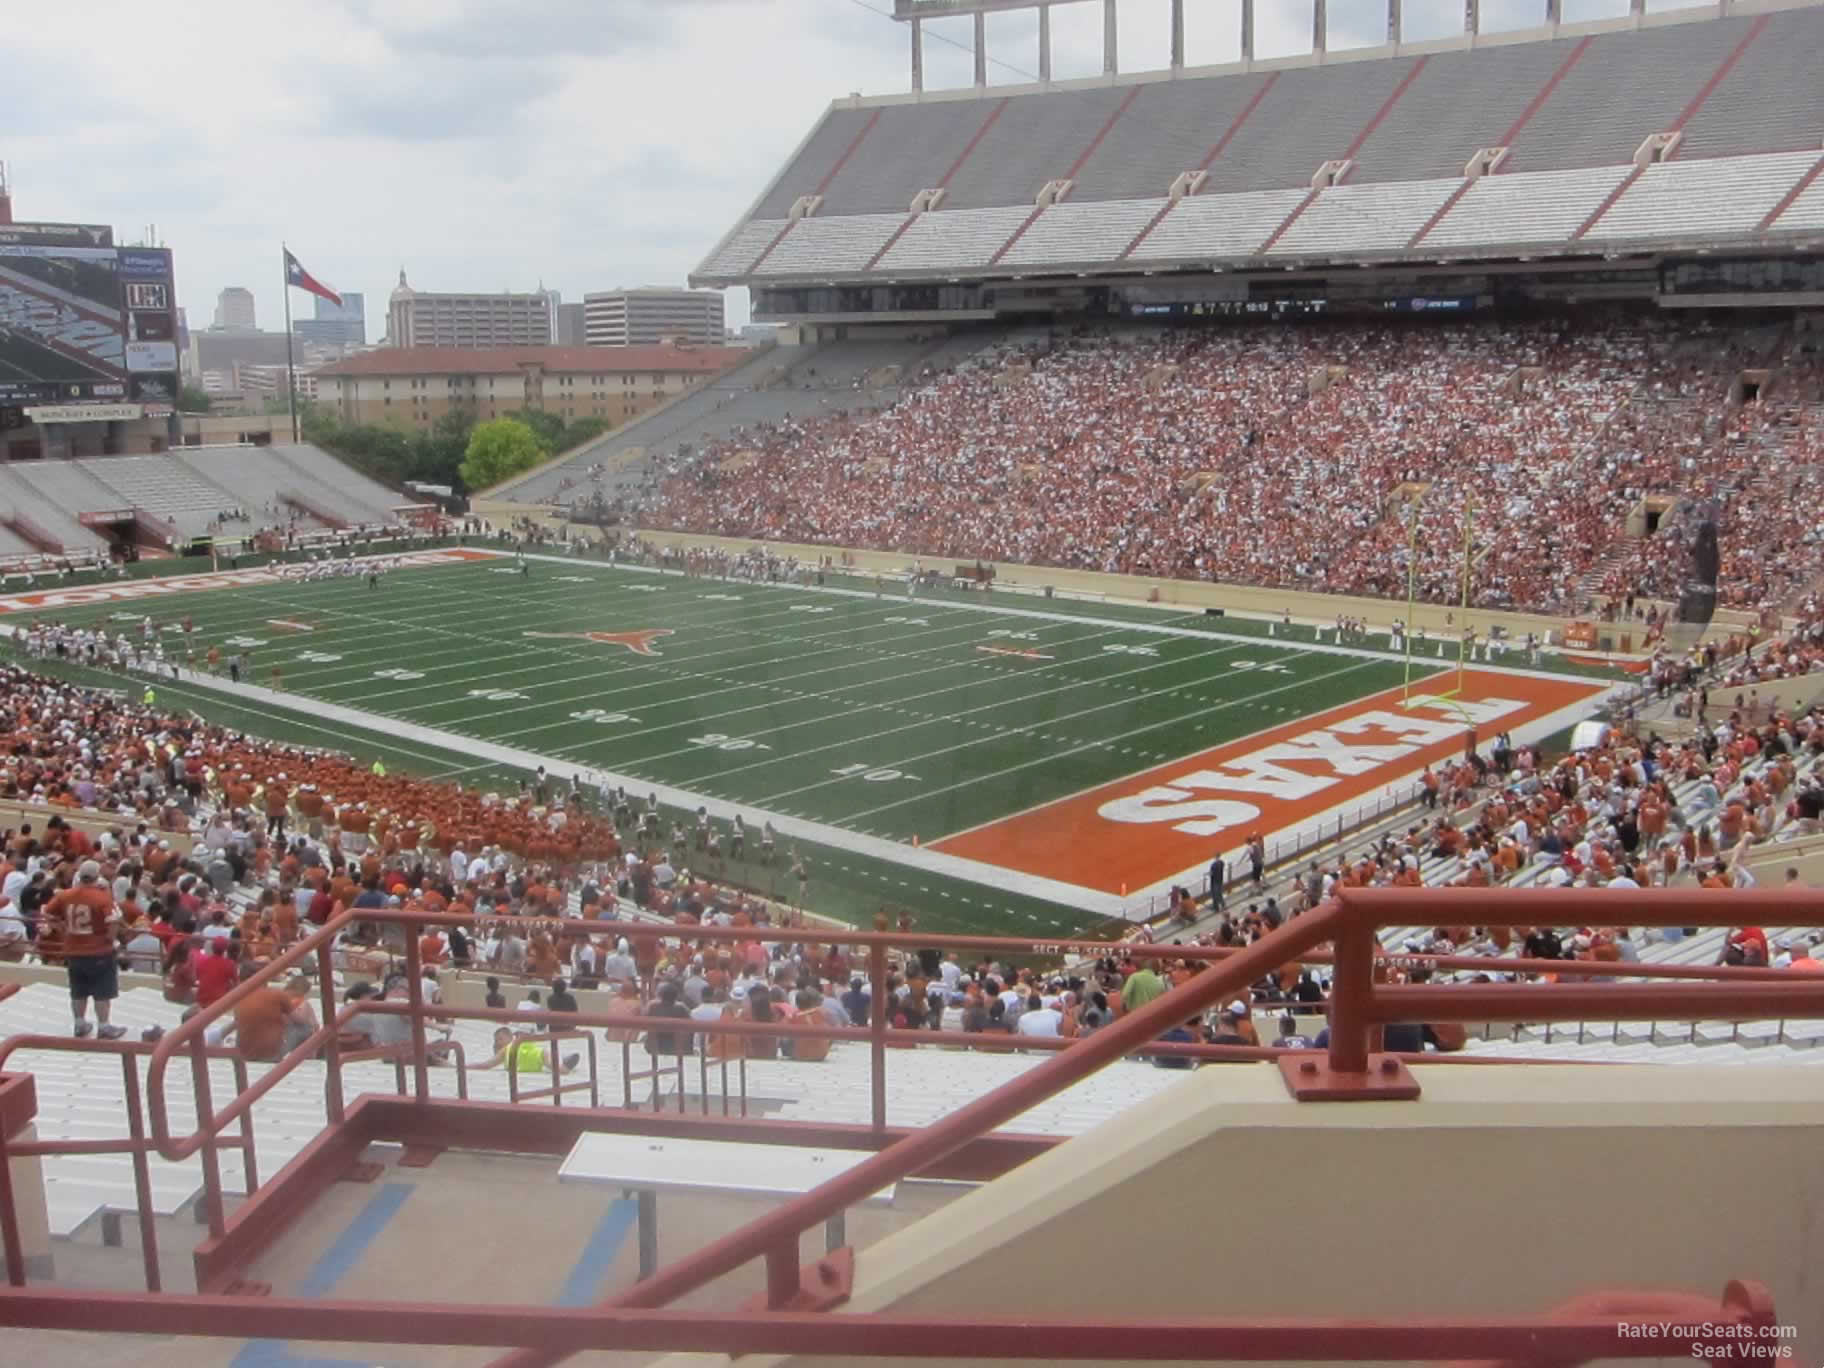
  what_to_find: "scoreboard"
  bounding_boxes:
[0,223,181,417]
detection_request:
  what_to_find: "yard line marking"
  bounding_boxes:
[803,653,1382,821]
[619,635,1252,776]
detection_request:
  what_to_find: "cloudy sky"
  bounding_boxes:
[5,0,1677,339]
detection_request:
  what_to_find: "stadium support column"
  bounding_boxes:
[1171,0,1185,68]
[1039,4,1051,82]
[1464,0,1480,36]
[1389,0,1402,45]
[1241,0,1255,61]
[974,11,987,88]
[1314,0,1328,55]
[1104,0,1118,75]
[910,18,923,92]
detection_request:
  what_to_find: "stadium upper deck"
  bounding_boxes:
[694,1,1824,290]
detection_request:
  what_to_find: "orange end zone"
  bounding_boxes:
[933,669,1610,896]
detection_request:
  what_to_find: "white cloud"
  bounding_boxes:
[0,0,1596,338]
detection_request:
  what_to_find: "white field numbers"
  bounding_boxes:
[688,732,771,751]
[830,763,920,783]
[570,709,639,724]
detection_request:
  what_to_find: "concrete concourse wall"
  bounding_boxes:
[658,1063,1823,1368]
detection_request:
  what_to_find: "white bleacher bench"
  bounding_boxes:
[557,1131,896,1278]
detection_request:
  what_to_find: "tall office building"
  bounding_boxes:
[213,287,256,330]
[583,287,724,347]
[555,302,585,346]
[386,271,553,349]
[294,290,366,348]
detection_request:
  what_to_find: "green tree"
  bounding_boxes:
[460,417,545,492]
[503,407,567,454]
[178,385,212,414]
[562,415,610,448]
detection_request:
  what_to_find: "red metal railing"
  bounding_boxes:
[0,1036,256,1292]
[0,1279,1780,1360]
[0,891,1815,1362]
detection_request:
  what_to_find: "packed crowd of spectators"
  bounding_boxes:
[625,317,1824,617]
[1152,702,1824,983]
[1,643,1819,1068]
[1594,394,1824,612]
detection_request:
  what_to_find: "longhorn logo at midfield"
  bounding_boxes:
[523,628,674,656]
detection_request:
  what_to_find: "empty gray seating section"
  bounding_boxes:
[1503,19,1741,173]
[751,108,881,220]
[1128,186,1309,261]
[1678,8,1824,160]
[755,213,908,276]
[1269,177,1461,255]
[1348,41,1571,184]
[877,205,1036,271]
[818,100,996,215]
[941,86,1132,210]
[780,337,939,389]
[173,445,298,515]
[0,524,35,557]
[1,462,115,551]
[1069,74,1276,203]
[176,445,397,527]
[1770,168,1824,232]
[502,345,835,501]
[1586,149,1817,240]
[1422,162,1630,247]
[74,455,244,535]
[1199,57,1420,194]
[276,444,406,517]
[1002,199,1167,266]
[698,219,786,280]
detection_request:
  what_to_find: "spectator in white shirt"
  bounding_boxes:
[1015,994,1062,1037]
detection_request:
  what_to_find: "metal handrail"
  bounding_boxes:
[0,893,1816,1344]
[143,912,356,1164]
[506,1029,598,1108]
[0,1279,1778,1360]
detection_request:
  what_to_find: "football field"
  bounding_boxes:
[0,547,1616,928]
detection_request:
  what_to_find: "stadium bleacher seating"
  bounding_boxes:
[605,316,1824,615]
[74,456,250,538]
[695,6,1824,287]
[0,445,401,558]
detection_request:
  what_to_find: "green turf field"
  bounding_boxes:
[8,554,1419,833]
[0,547,1618,934]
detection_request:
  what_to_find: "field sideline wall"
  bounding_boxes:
[473,504,1756,648]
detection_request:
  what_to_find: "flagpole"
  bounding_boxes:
[282,242,298,444]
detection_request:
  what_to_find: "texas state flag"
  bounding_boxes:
[284,249,341,307]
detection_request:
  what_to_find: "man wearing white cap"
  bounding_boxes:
[45,860,127,1039]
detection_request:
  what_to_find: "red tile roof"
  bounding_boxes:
[311,345,747,379]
